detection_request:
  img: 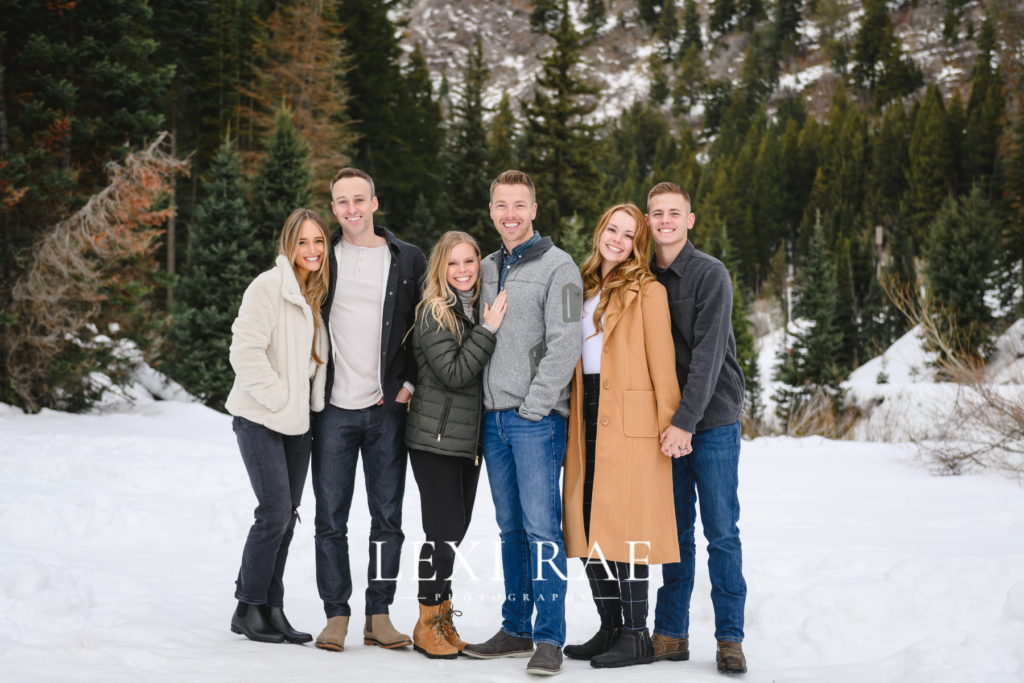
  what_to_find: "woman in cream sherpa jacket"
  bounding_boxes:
[225,209,330,647]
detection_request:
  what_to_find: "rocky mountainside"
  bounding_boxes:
[398,0,993,123]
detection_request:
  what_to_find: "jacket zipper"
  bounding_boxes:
[436,396,453,441]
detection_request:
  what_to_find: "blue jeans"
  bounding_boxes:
[483,410,568,648]
[654,421,745,642]
[233,416,311,608]
[311,402,408,618]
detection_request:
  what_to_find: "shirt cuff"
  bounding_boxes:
[403,381,415,396]
[482,322,498,335]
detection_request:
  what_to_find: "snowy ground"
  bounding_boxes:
[2,400,1024,682]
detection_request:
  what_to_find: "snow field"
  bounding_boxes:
[1,402,1023,682]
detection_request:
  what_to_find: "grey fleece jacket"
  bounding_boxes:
[480,236,583,421]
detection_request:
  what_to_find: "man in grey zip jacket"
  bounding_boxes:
[462,171,583,676]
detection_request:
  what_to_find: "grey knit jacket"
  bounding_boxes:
[479,237,583,421]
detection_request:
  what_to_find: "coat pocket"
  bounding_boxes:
[623,390,659,438]
[436,396,453,441]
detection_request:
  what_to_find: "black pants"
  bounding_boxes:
[232,416,311,608]
[409,448,481,606]
[582,373,650,631]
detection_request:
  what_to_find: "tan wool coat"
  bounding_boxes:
[563,279,681,565]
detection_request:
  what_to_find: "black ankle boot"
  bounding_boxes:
[564,625,619,661]
[230,602,286,643]
[268,607,312,644]
[590,627,655,668]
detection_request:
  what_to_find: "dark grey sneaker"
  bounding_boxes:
[526,643,563,676]
[462,630,535,659]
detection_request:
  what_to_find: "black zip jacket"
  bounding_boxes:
[320,225,427,407]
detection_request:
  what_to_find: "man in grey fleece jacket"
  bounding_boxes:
[461,171,582,676]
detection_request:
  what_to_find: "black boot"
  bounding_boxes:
[564,625,619,661]
[590,627,655,669]
[268,606,312,644]
[230,601,285,643]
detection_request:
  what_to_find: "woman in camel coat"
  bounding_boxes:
[562,203,681,669]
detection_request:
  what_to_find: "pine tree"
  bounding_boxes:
[650,56,671,105]
[251,106,314,258]
[245,0,353,205]
[737,0,767,33]
[488,94,518,176]
[656,1,681,61]
[946,90,966,197]
[638,0,663,27]
[852,0,891,93]
[774,0,804,49]
[522,1,602,242]
[681,0,704,52]
[923,189,999,358]
[834,236,860,370]
[583,0,607,30]
[167,139,262,411]
[775,211,842,406]
[672,44,709,116]
[964,15,1004,193]
[866,103,910,226]
[907,84,953,245]
[872,22,924,107]
[446,38,496,254]
[709,0,737,36]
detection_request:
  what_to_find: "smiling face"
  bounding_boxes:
[331,176,378,240]
[489,183,537,250]
[598,210,637,274]
[647,191,695,249]
[294,219,326,279]
[446,241,480,292]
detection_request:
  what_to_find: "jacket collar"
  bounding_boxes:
[652,239,694,278]
[601,283,640,342]
[275,254,308,308]
[491,236,554,269]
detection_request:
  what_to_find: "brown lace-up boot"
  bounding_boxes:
[439,601,467,652]
[716,640,747,674]
[413,604,459,659]
[652,633,689,661]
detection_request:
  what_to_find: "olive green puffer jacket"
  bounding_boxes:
[404,296,497,459]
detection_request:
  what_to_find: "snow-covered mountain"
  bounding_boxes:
[399,0,993,121]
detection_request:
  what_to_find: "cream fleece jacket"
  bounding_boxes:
[225,254,328,435]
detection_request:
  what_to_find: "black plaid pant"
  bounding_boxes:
[581,373,650,631]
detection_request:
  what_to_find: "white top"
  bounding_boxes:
[581,291,603,375]
[328,239,390,409]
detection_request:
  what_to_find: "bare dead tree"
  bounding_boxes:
[2,133,189,411]
[883,278,1024,479]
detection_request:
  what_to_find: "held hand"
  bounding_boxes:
[660,425,693,458]
[395,387,413,404]
[483,290,508,329]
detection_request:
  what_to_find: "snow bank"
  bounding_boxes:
[2,405,1023,682]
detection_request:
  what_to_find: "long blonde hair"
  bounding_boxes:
[579,204,655,335]
[278,208,331,365]
[415,231,481,344]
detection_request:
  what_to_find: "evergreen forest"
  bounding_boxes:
[2,0,1024,420]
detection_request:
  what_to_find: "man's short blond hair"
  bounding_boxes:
[647,181,691,210]
[490,170,536,204]
[330,167,375,199]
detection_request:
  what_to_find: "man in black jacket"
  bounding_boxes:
[646,182,748,675]
[311,168,426,654]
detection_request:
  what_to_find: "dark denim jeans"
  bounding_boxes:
[311,401,408,618]
[654,420,745,642]
[233,416,311,608]
[483,410,568,648]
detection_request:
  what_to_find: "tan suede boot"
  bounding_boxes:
[439,601,467,652]
[412,604,458,659]
[315,616,349,652]
[363,614,412,648]
[652,632,690,661]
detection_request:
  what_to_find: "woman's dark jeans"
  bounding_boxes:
[233,416,311,608]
